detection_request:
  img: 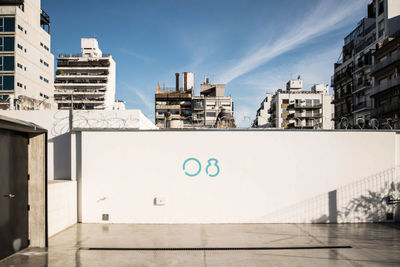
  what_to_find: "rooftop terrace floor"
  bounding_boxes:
[1,223,400,266]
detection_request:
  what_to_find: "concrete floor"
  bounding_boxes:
[1,223,400,266]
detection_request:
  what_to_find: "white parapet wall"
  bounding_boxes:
[48,180,77,237]
[78,130,400,224]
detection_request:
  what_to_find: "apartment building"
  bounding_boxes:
[265,76,334,129]
[155,73,235,128]
[332,0,400,128]
[252,93,272,128]
[155,72,194,128]
[54,38,116,110]
[370,32,400,128]
[0,0,54,110]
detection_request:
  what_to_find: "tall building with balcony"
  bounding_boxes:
[0,0,54,110]
[267,76,334,129]
[332,0,400,128]
[54,38,116,110]
[155,74,235,128]
[370,32,400,128]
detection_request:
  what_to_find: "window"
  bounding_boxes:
[44,78,49,83]
[40,59,43,63]
[40,75,43,80]
[17,82,22,88]
[44,61,49,67]
[282,99,289,104]
[0,37,14,51]
[206,112,216,117]
[17,43,23,50]
[0,17,15,32]
[0,56,14,71]
[40,42,49,51]
[0,76,14,90]
[17,63,23,69]
[379,0,384,15]
[17,24,23,31]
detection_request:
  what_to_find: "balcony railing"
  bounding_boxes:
[371,76,400,96]
[333,65,354,85]
[352,101,368,112]
[293,103,322,109]
[372,102,400,117]
[372,50,400,74]
[155,104,180,110]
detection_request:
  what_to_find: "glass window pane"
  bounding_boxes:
[4,37,14,51]
[4,18,15,32]
[3,56,14,70]
[3,76,14,90]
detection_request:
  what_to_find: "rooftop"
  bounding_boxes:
[1,223,399,266]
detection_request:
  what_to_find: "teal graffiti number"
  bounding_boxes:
[205,158,220,177]
[183,158,201,177]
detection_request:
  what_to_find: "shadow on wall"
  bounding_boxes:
[49,133,71,180]
[263,166,400,223]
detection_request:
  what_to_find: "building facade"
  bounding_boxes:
[54,38,116,110]
[0,0,54,110]
[155,74,235,128]
[370,32,400,128]
[252,93,272,128]
[332,0,400,128]
[256,76,334,129]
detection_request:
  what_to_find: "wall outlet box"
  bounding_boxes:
[154,197,166,206]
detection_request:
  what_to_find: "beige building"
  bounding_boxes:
[0,0,55,110]
[266,76,334,129]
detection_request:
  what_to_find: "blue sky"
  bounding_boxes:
[42,0,370,127]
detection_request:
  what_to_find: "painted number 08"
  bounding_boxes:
[183,158,220,177]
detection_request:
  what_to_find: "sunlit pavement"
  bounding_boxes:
[1,223,400,266]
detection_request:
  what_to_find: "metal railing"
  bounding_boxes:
[372,50,400,73]
[371,76,400,96]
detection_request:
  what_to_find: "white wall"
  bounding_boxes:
[79,130,400,223]
[0,109,157,180]
[48,180,77,237]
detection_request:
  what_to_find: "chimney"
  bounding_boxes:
[183,72,187,91]
[175,73,179,91]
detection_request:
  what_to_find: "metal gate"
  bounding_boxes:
[0,129,29,260]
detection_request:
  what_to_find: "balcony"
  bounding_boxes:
[54,89,105,95]
[333,65,354,85]
[155,104,180,110]
[371,76,400,96]
[352,101,368,113]
[371,50,400,75]
[57,59,111,68]
[372,102,400,117]
[353,80,371,94]
[293,104,322,109]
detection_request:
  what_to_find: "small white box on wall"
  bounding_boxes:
[154,197,166,206]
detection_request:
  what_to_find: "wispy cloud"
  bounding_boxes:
[120,48,155,64]
[234,44,344,127]
[218,0,368,84]
[133,89,153,111]
[119,80,153,111]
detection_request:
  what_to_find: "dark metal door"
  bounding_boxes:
[0,129,29,260]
